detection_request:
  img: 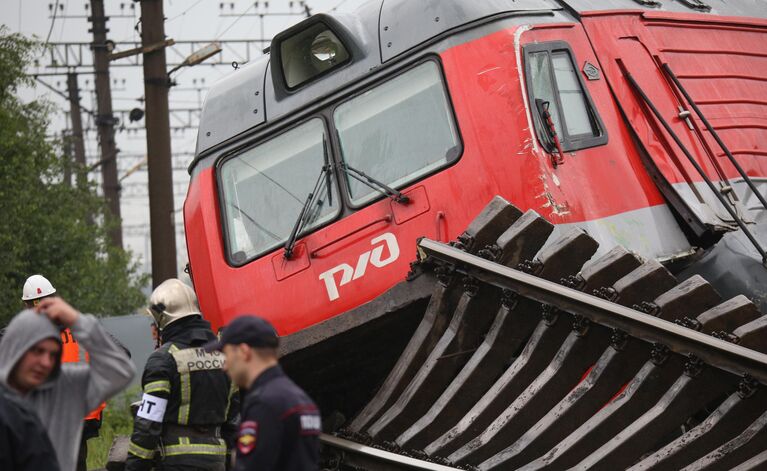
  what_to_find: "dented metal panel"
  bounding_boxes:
[379,0,559,62]
[195,57,268,155]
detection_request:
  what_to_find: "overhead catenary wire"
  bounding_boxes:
[33,76,97,116]
[215,2,257,39]
[44,0,61,46]
[56,0,68,43]
[167,0,206,22]
[330,0,350,11]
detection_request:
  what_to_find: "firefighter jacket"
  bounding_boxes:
[0,383,61,471]
[234,365,320,471]
[126,316,238,471]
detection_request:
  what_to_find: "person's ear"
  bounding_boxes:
[238,343,251,361]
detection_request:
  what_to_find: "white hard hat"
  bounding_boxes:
[146,278,201,330]
[21,274,57,301]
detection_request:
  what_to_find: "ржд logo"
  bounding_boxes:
[318,233,400,301]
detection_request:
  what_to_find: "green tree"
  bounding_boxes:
[0,28,148,324]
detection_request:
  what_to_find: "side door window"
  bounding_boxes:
[524,41,607,152]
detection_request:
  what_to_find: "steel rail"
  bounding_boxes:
[417,238,767,385]
[320,434,463,470]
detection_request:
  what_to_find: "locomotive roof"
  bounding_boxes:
[192,0,767,166]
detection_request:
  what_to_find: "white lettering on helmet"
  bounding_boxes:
[318,232,400,301]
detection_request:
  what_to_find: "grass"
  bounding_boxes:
[86,385,141,470]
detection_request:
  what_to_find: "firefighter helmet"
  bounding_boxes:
[21,274,57,301]
[146,278,201,329]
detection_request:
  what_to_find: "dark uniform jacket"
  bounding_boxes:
[0,384,61,471]
[127,317,239,471]
[234,365,320,471]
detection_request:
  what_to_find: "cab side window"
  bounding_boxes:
[524,41,607,152]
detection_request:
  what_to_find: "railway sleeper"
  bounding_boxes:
[330,198,767,471]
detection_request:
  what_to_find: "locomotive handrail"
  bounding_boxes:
[416,238,767,385]
[320,433,462,470]
[660,62,767,213]
[622,65,767,265]
[310,215,392,259]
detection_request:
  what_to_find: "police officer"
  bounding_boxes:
[204,316,321,471]
[126,279,239,471]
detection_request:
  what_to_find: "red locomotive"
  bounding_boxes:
[185,0,767,467]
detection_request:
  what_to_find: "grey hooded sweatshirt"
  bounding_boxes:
[0,309,135,471]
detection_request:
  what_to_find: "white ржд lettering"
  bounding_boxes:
[318,232,400,301]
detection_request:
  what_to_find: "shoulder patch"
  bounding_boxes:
[170,347,226,373]
[299,413,322,435]
[238,420,258,455]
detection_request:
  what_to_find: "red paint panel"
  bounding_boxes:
[438,23,667,224]
[392,186,430,225]
[272,243,310,281]
[185,20,711,335]
[579,12,767,186]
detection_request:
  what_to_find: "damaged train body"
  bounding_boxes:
[184,0,767,468]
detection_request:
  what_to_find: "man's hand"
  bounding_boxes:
[36,297,80,328]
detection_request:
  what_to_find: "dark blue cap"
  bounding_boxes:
[203,315,279,352]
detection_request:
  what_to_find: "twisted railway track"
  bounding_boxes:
[321,197,767,470]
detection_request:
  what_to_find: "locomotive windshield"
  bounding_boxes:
[219,119,339,264]
[334,61,460,205]
[219,60,460,265]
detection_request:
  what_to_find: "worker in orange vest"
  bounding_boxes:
[22,275,106,471]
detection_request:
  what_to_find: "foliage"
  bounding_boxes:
[0,27,148,324]
[87,385,141,470]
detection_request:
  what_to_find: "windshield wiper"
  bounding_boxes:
[322,136,333,207]
[335,131,409,204]
[284,152,333,260]
[339,163,410,204]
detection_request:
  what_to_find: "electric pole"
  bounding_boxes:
[62,131,72,186]
[66,72,87,187]
[140,0,178,286]
[89,0,123,248]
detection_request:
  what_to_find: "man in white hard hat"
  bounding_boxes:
[126,278,239,471]
[21,275,111,471]
[21,274,57,306]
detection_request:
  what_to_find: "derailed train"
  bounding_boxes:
[184,0,767,468]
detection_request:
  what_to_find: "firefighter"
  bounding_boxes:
[21,274,106,471]
[126,278,238,471]
[204,316,321,471]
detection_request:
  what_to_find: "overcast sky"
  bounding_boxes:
[0,0,363,282]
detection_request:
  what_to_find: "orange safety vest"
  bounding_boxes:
[60,328,107,422]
